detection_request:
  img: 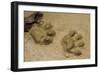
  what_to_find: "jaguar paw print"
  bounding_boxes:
[62,30,85,57]
[29,21,56,45]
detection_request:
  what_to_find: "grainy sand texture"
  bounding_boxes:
[24,11,90,62]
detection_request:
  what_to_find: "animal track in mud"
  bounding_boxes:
[62,30,85,57]
[29,21,56,45]
[24,12,56,45]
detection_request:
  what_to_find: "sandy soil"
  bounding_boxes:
[24,11,90,62]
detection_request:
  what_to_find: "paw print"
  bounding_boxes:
[29,21,56,45]
[62,30,85,57]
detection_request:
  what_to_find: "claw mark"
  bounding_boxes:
[68,31,76,37]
